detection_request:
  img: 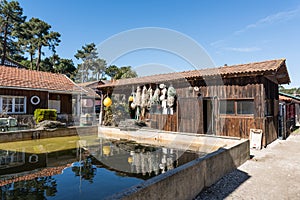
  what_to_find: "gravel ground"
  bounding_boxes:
[195,129,300,200]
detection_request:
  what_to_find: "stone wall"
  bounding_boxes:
[0,126,98,143]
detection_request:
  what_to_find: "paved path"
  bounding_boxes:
[196,129,300,200]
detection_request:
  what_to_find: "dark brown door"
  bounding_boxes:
[203,98,215,134]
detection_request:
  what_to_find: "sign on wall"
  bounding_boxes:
[250,129,263,150]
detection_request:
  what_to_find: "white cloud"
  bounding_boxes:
[225,47,261,52]
[210,6,300,55]
[210,39,225,47]
[235,7,300,35]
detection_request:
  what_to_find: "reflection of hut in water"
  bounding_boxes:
[0,146,78,176]
[92,139,204,177]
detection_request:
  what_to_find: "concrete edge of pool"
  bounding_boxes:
[99,127,250,200]
[0,126,98,143]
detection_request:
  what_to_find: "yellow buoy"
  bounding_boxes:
[103,145,111,156]
[103,97,112,107]
[128,95,134,102]
[128,156,133,164]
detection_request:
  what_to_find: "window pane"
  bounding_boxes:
[20,105,24,112]
[237,100,254,115]
[15,98,20,104]
[220,100,235,114]
[19,98,24,104]
[15,105,20,112]
[2,105,7,112]
[7,105,12,112]
[3,98,7,104]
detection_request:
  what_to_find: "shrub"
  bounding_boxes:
[34,109,57,124]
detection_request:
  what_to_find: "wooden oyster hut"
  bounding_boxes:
[98,59,290,147]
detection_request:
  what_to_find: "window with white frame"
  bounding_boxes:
[0,96,26,114]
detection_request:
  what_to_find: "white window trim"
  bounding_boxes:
[0,96,27,114]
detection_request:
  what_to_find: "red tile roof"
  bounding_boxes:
[279,94,300,103]
[0,66,81,93]
[99,59,290,88]
[279,95,292,102]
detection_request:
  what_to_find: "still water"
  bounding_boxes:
[0,135,205,199]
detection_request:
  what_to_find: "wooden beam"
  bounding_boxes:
[265,75,278,84]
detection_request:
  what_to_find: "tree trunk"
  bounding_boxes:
[36,45,42,70]
[1,23,8,65]
[30,53,33,70]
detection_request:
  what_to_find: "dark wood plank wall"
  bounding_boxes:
[177,97,202,133]
[263,78,279,146]
[175,84,265,135]
[0,88,48,114]
[150,114,177,131]
[112,75,279,146]
[218,117,264,138]
[0,89,73,115]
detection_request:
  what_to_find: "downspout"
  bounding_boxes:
[99,93,103,126]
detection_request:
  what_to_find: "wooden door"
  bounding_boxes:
[177,97,202,134]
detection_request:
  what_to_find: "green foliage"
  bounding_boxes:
[74,43,98,61]
[34,109,57,124]
[54,58,76,77]
[279,86,300,95]
[103,96,130,126]
[103,106,113,126]
[115,66,137,79]
[39,57,55,72]
[105,65,119,78]
[18,17,61,70]
[105,65,138,80]
[74,43,108,82]
[92,58,107,80]
[0,0,26,65]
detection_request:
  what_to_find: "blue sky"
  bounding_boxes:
[18,0,300,88]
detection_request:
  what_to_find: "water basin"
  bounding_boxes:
[0,135,206,199]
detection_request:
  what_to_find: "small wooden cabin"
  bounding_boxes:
[279,92,300,139]
[0,65,81,124]
[77,81,102,114]
[98,59,290,147]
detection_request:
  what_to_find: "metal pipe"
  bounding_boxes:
[99,93,103,126]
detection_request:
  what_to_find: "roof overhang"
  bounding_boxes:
[275,61,291,84]
[0,86,82,95]
[97,59,291,89]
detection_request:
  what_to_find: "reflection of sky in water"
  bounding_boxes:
[50,166,142,200]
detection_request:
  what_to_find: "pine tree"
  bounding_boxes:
[75,43,99,82]
[0,0,25,65]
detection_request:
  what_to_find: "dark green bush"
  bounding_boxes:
[34,109,57,124]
